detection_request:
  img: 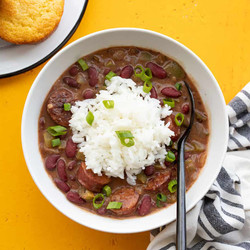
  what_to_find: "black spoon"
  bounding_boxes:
[176,81,195,250]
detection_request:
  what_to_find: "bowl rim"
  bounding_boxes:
[21,27,229,233]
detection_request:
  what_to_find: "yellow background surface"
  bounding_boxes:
[0,0,250,249]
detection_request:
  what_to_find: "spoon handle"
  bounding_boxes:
[176,138,187,250]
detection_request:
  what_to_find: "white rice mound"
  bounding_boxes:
[69,76,174,185]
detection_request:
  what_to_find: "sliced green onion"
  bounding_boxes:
[120,138,135,147]
[103,100,114,109]
[134,65,145,78]
[175,82,182,91]
[175,113,184,126]
[143,80,153,93]
[141,68,152,81]
[93,193,105,209]
[102,185,111,197]
[163,98,175,108]
[63,103,71,111]
[134,66,153,83]
[105,71,116,81]
[78,59,89,71]
[47,126,67,136]
[51,138,61,147]
[107,201,122,209]
[116,130,134,139]
[115,130,135,147]
[86,111,94,126]
[165,151,176,163]
[157,193,167,202]
[168,179,177,193]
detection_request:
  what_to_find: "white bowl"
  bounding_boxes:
[22,28,228,233]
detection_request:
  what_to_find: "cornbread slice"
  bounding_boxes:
[0,0,64,44]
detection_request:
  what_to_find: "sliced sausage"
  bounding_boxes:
[47,88,74,126]
[77,162,110,192]
[110,187,139,216]
[165,114,181,142]
[145,170,171,192]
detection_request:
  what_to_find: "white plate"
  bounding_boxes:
[0,0,88,79]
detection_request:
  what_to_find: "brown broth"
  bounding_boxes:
[38,46,209,218]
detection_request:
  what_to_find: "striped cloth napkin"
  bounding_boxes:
[148,83,250,250]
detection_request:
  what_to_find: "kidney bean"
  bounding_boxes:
[54,178,70,193]
[68,160,77,170]
[97,206,107,215]
[63,77,79,88]
[138,195,152,216]
[69,65,79,76]
[144,165,155,176]
[182,103,190,114]
[57,159,67,182]
[66,191,85,205]
[45,155,60,170]
[161,87,181,98]
[88,67,98,87]
[150,86,158,99]
[146,62,167,79]
[83,89,95,99]
[65,138,77,158]
[120,65,133,78]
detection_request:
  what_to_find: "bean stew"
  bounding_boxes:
[38,47,209,218]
